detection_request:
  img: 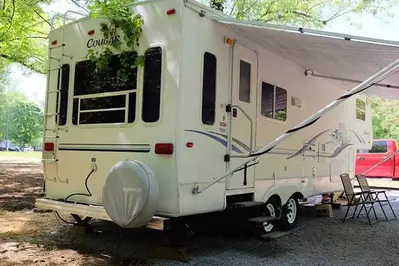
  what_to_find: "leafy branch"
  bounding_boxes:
[86,0,144,83]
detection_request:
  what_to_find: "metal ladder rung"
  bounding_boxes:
[50,57,60,61]
[47,90,61,94]
[41,159,59,163]
[62,54,73,59]
[48,67,61,72]
[44,136,59,139]
[49,44,65,49]
[46,113,59,116]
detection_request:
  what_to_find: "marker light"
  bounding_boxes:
[225,38,234,45]
[186,142,194,148]
[167,9,176,15]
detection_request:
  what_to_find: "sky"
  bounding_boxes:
[8,1,399,107]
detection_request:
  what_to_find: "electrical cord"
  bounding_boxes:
[54,211,75,225]
[64,169,94,202]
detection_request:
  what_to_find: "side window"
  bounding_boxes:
[142,47,162,123]
[275,86,287,121]
[261,82,274,119]
[56,64,70,126]
[261,82,287,121]
[239,60,251,103]
[356,99,366,121]
[72,51,137,125]
[201,52,217,125]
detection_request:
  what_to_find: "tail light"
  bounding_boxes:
[44,142,55,152]
[155,143,173,155]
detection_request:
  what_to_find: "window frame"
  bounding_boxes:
[141,45,165,127]
[71,52,139,128]
[260,80,288,123]
[200,51,218,127]
[356,98,366,121]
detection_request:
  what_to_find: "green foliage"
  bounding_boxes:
[0,79,43,147]
[8,101,43,147]
[207,0,398,28]
[86,0,144,82]
[370,97,399,141]
[0,0,51,73]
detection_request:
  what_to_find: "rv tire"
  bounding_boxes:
[257,197,279,234]
[280,196,298,230]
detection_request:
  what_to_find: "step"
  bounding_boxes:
[247,216,278,224]
[228,201,264,208]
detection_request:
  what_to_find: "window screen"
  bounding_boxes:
[72,51,137,125]
[201,52,217,125]
[239,60,251,103]
[142,47,162,123]
[56,64,70,126]
[356,99,366,121]
[261,82,287,121]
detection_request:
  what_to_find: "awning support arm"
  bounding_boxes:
[304,69,399,89]
[192,58,399,195]
[360,150,399,176]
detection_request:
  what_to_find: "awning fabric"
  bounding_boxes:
[215,19,399,99]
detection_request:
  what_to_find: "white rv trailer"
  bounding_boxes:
[35,0,399,232]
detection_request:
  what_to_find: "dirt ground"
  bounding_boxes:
[1,160,399,266]
[0,162,161,266]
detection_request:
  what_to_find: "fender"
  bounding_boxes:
[262,184,307,206]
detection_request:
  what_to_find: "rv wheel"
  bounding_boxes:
[258,198,279,234]
[280,196,299,230]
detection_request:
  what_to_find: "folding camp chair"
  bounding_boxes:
[356,175,397,221]
[340,173,378,225]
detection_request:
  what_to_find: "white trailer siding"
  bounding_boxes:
[177,2,372,215]
[44,0,183,216]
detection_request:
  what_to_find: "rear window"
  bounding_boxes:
[142,47,163,123]
[72,51,138,125]
[56,64,70,126]
[357,141,388,153]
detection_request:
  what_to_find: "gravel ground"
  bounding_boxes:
[153,191,399,266]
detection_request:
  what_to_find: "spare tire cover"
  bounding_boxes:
[102,160,159,228]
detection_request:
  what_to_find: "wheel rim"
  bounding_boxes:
[286,198,297,224]
[263,203,276,232]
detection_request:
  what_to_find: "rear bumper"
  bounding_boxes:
[35,198,112,221]
[35,198,172,230]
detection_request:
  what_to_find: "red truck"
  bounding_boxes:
[355,139,399,180]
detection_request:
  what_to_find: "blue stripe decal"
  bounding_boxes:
[185,129,243,154]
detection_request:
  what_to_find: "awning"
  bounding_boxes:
[215,19,399,99]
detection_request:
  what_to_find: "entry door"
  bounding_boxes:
[226,43,258,190]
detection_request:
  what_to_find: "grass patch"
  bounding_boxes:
[0,152,41,159]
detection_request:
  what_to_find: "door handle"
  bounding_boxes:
[358,157,365,161]
[232,108,237,118]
